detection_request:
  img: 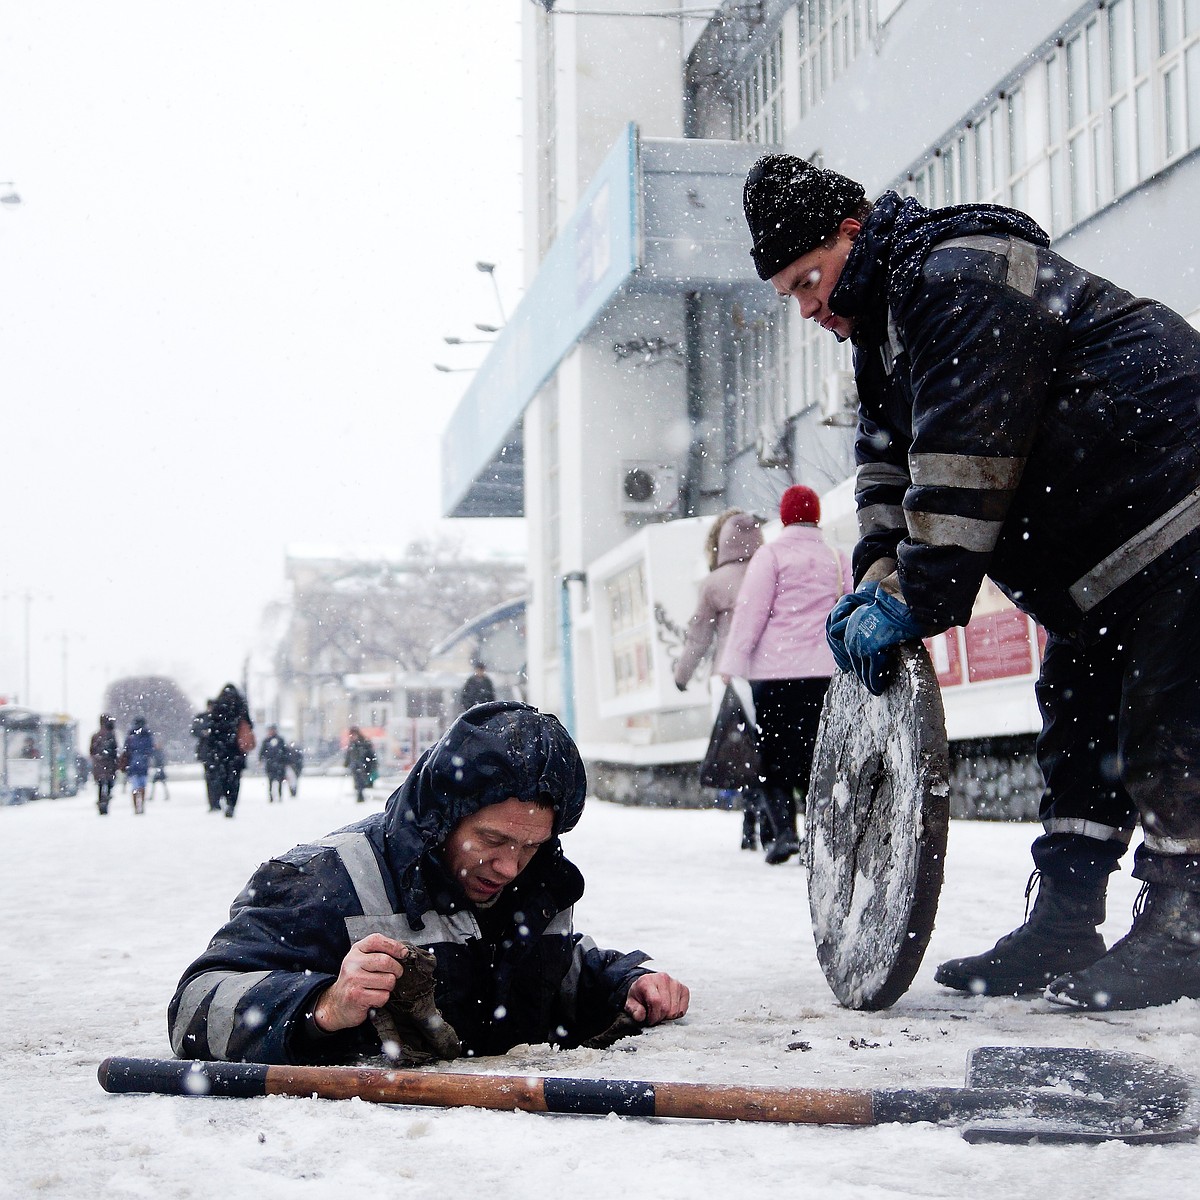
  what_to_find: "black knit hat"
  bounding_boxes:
[744,154,867,280]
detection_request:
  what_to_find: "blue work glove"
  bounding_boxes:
[843,590,926,696]
[825,583,880,672]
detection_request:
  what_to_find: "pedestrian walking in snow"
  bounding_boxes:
[284,742,303,798]
[148,738,169,802]
[202,684,253,819]
[169,701,689,1066]
[89,714,119,816]
[258,724,288,803]
[718,487,846,865]
[674,509,768,850]
[344,726,376,803]
[122,717,154,816]
[743,153,1200,1010]
[459,660,496,711]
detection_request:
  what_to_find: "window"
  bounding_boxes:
[606,563,652,696]
[732,29,785,143]
[731,304,788,453]
[536,10,557,257]
[896,0,1200,237]
[798,0,874,119]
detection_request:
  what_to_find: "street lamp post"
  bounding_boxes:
[475,261,507,325]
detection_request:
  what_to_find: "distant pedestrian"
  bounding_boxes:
[284,742,304,798]
[123,717,154,816]
[203,683,254,819]
[148,737,170,802]
[460,660,496,711]
[192,700,216,810]
[674,509,766,851]
[719,486,847,865]
[344,726,377,804]
[89,714,119,816]
[259,724,289,803]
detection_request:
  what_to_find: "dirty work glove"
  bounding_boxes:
[825,583,880,672]
[843,590,925,696]
[372,942,462,1065]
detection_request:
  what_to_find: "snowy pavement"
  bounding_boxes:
[1,775,1196,1198]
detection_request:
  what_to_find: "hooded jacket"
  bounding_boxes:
[123,724,154,776]
[718,524,846,681]
[835,192,1200,641]
[674,513,764,688]
[168,702,651,1065]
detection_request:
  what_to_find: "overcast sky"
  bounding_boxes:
[0,1,526,727]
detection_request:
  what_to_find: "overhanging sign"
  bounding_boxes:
[441,124,640,517]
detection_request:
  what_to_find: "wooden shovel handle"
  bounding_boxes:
[99,1057,876,1125]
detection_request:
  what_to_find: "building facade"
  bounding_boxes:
[444,0,1200,807]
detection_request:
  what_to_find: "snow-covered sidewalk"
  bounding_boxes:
[1,776,1195,1198]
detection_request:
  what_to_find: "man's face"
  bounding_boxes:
[442,797,554,904]
[771,219,860,340]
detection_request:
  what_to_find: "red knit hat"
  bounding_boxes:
[779,484,820,526]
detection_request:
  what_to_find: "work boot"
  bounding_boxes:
[934,871,1107,996]
[1044,883,1200,1011]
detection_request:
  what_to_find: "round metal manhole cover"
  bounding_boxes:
[805,643,950,1010]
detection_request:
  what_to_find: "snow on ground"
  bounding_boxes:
[1,773,1197,1199]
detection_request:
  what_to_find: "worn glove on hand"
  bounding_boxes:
[843,590,925,696]
[825,583,880,672]
[372,942,462,1064]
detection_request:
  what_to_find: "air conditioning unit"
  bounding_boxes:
[619,461,680,515]
[819,370,859,427]
[756,423,791,468]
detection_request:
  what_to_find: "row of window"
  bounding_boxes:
[904,0,1200,236]
[728,0,1200,461]
[731,0,875,141]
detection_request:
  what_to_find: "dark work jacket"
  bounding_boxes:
[836,192,1200,642]
[168,702,650,1065]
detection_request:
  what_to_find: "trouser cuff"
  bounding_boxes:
[1132,844,1200,891]
[1032,831,1124,887]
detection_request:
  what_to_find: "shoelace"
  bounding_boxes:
[1021,869,1041,923]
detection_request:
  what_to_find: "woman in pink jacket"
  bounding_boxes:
[719,485,846,863]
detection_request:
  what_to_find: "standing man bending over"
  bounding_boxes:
[169,702,689,1064]
[741,153,1200,1011]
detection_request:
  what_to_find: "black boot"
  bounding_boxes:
[741,799,758,850]
[934,871,1107,996]
[1044,883,1200,1011]
[761,786,801,865]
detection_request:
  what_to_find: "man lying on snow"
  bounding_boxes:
[169,702,689,1065]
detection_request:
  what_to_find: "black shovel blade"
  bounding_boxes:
[960,1045,1200,1144]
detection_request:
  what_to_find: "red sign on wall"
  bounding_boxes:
[964,609,1035,682]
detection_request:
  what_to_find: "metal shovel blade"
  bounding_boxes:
[958,1045,1200,1144]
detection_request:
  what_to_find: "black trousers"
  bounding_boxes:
[1034,563,1200,891]
[750,677,831,795]
[206,761,243,812]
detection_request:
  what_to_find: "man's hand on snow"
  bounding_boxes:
[624,972,690,1025]
[313,933,410,1033]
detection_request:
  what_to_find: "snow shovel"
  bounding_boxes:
[98,1045,1199,1144]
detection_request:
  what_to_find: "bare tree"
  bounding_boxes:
[102,676,197,762]
[277,538,523,685]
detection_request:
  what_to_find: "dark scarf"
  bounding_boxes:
[830,191,1050,341]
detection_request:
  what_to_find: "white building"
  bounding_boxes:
[443,0,1200,809]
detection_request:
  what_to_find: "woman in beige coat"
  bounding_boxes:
[674,509,765,849]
